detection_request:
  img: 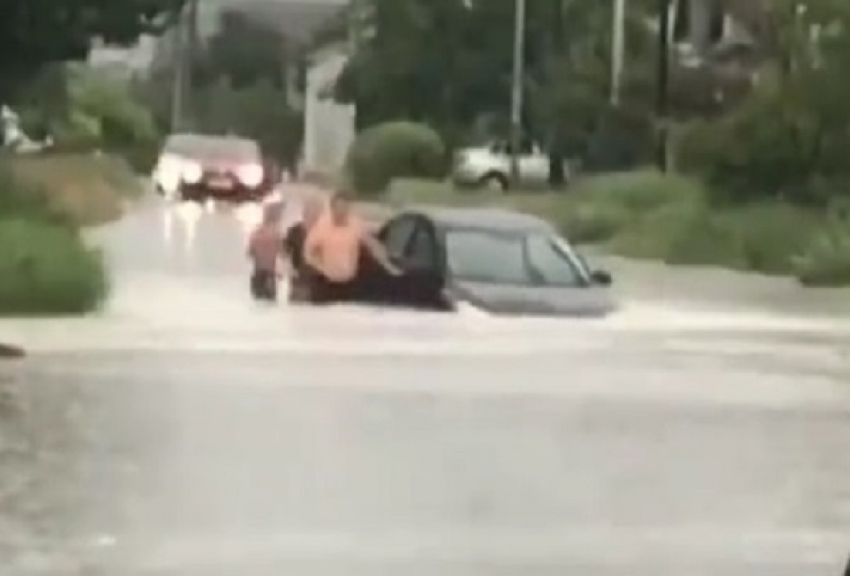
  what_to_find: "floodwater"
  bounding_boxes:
[1,188,849,575]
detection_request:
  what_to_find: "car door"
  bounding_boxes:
[370,215,419,305]
[378,215,417,263]
[518,142,550,188]
[398,219,446,308]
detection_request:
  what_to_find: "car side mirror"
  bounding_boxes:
[590,270,612,286]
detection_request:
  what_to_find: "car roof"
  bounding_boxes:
[163,133,259,157]
[403,205,554,234]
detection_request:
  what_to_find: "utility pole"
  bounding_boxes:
[655,0,671,172]
[170,0,198,133]
[170,3,186,132]
[610,0,626,106]
[185,0,199,130]
[509,0,526,187]
[348,0,363,54]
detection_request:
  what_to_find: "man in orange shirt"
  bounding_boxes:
[303,190,401,303]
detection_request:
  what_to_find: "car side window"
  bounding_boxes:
[405,222,438,270]
[524,234,585,287]
[504,139,535,156]
[382,216,417,259]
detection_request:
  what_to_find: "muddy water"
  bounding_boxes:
[0,192,848,575]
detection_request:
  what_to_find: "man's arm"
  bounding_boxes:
[302,226,323,270]
[361,233,403,275]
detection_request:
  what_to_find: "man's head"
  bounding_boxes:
[329,189,353,224]
[302,197,323,227]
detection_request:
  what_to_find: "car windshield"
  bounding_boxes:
[445,228,590,286]
[165,134,259,162]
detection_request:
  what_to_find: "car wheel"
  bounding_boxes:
[479,172,508,192]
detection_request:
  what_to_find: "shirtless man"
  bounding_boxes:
[247,202,284,302]
[303,190,401,303]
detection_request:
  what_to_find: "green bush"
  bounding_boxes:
[0,218,107,315]
[4,154,140,226]
[345,121,447,196]
[676,80,850,207]
[0,161,71,226]
[51,109,103,152]
[794,214,850,286]
[550,170,703,243]
[59,65,161,171]
[544,169,831,278]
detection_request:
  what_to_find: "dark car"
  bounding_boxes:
[152,133,279,203]
[357,206,617,317]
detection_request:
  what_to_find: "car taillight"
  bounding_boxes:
[236,163,264,187]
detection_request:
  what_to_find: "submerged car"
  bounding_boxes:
[152,133,279,203]
[356,206,616,317]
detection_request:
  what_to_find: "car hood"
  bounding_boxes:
[448,280,617,318]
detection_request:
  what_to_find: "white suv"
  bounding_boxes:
[451,140,568,190]
[152,133,277,203]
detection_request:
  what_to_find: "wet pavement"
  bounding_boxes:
[1,189,849,575]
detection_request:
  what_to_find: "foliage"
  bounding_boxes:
[68,67,159,149]
[134,8,304,168]
[344,121,446,195]
[191,10,290,90]
[9,64,163,171]
[0,161,109,315]
[326,0,743,159]
[195,79,302,170]
[66,67,161,171]
[551,170,703,243]
[0,0,186,103]
[794,212,850,286]
[8,64,70,137]
[387,171,850,284]
[0,160,71,226]
[0,217,107,315]
[4,154,141,226]
[675,0,850,206]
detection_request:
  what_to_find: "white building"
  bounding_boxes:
[302,44,355,174]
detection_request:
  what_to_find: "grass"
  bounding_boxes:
[3,152,143,226]
[383,172,850,287]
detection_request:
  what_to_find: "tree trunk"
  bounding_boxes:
[548,151,565,188]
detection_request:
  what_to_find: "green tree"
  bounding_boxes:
[149,9,307,169]
[191,10,290,91]
[0,0,186,104]
[678,0,850,204]
[328,0,659,170]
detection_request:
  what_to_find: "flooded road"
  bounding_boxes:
[1,191,849,575]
